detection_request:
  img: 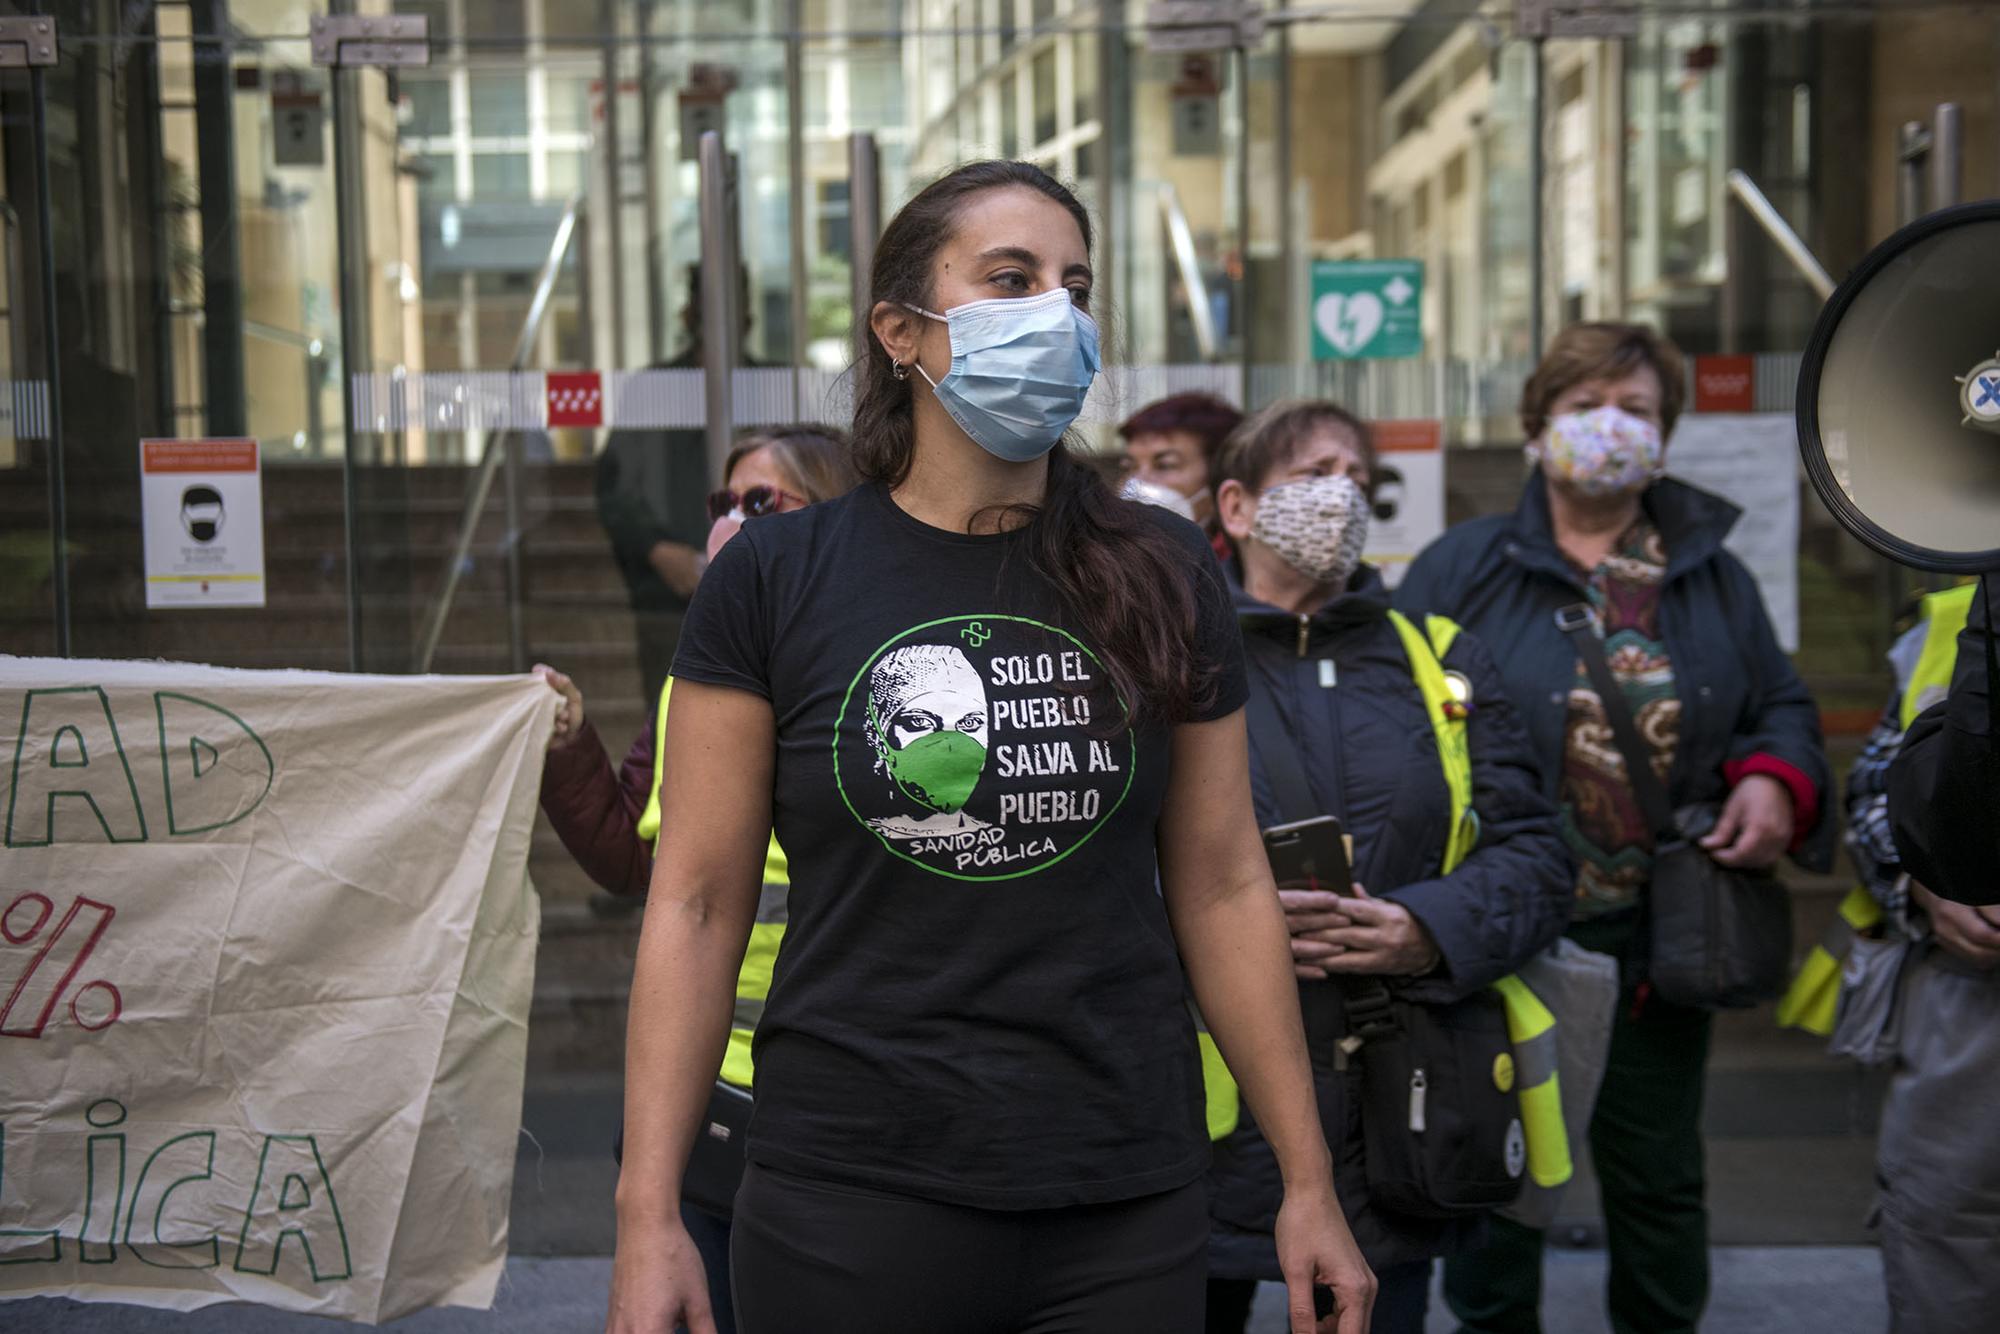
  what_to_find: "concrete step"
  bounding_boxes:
[529,900,642,1077]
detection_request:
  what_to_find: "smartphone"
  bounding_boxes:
[1262,815,1352,894]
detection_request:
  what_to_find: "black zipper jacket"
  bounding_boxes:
[1207,562,1572,1279]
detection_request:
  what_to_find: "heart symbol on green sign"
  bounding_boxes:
[1314,291,1385,355]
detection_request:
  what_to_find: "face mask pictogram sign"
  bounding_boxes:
[140,439,265,609]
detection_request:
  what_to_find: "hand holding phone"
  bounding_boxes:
[1262,816,1353,895]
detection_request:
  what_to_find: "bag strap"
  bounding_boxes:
[1244,667,1400,1042]
[1244,675,1320,827]
[1555,602,1678,846]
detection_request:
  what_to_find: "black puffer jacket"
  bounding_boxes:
[1393,473,1834,876]
[1207,564,1572,1279]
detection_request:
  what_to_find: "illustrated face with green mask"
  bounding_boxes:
[867,645,990,816]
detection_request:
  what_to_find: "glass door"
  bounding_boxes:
[0,6,60,659]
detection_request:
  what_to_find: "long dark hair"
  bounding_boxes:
[851,160,1217,726]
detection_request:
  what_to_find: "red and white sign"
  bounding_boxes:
[1694,355,1756,414]
[139,438,265,609]
[1364,419,1446,589]
[545,371,604,428]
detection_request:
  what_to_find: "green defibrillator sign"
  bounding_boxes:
[1310,259,1424,361]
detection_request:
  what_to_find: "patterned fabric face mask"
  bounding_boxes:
[1249,474,1372,587]
[1534,406,1664,498]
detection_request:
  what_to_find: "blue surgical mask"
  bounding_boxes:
[904,287,1101,463]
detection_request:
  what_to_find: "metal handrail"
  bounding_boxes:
[1725,170,1836,301]
[414,194,584,674]
[1158,183,1219,361]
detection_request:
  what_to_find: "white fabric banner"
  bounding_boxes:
[0,660,557,1323]
[1665,413,1803,653]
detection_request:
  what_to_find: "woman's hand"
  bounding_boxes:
[1701,773,1793,869]
[1274,1177,1376,1334]
[532,663,586,750]
[604,1213,715,1334]
[1280,887,1350,980]
[1292,885,1441,977]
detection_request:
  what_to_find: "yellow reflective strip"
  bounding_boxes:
[1837,885,1884,933]
[1901,585,1975,730]
[1774,946,1842,1035]
[637,678,675,844]
[1198,1031,1241,1141]
[1425,614,1462,660]
[719,921,785,1089]
[638,678,790,886]
[1387,609,1475,874]
[719,1027,757,1088]
[1493,973,1571,1186]
[737,921,783,1007]
[1512,1028,1560,1089]
[1490,974,1554,1045]
[1518,1078,1571,1187]
[755,880,790,924]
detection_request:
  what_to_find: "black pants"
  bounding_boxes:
[730,1163,1208,1334]
[1205,1258,1431,1334]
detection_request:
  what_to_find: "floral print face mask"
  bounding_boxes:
[1533,406,1663,498]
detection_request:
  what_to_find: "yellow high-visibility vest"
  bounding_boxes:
[1900,584,1976,731]
[1202,613,1571,1191]
[1776,584,1971,1035]
[1775,886,1885,1036]
[640,678,789,1089]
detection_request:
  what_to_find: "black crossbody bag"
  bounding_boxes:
[1244,676,1524,1219]
[680,1080,755,1218]
[1555,603,1792,1010]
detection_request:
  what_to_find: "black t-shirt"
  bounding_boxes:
[672,481,1248,1209]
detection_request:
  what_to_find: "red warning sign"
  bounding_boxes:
[1694,355,1756,414]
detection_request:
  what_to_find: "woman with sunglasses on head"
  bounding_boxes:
[536,423,856,1334]
[605,160,1374,1334]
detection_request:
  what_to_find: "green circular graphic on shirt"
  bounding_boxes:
[832,614,1138,882]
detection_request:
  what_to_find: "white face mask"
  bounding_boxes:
[1249,474,1372,587]
[1119,475,1197,522]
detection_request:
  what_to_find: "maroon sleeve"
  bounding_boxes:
[1724,753,1820,853]
[538,716,656,897]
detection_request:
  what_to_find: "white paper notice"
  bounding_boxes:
[140,439,265,609]
[1365,421,1447,589]
[1664,413,1800,652]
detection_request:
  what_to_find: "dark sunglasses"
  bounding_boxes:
[706,484,806,523]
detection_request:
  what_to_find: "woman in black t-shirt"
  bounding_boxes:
[605,161,1374,1334]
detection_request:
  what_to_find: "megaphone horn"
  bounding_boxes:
[1796,199,2000,574]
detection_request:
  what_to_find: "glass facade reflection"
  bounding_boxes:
[6,0,1997,735]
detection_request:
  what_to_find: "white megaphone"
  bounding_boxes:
[1797,199,2000,573]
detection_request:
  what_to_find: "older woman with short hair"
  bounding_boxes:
[1396,322,1832,1334]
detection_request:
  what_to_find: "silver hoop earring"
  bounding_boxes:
[891,360,911,382]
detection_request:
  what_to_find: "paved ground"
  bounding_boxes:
[4,1247,1889,1331]
[5,1020,1898,1331]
